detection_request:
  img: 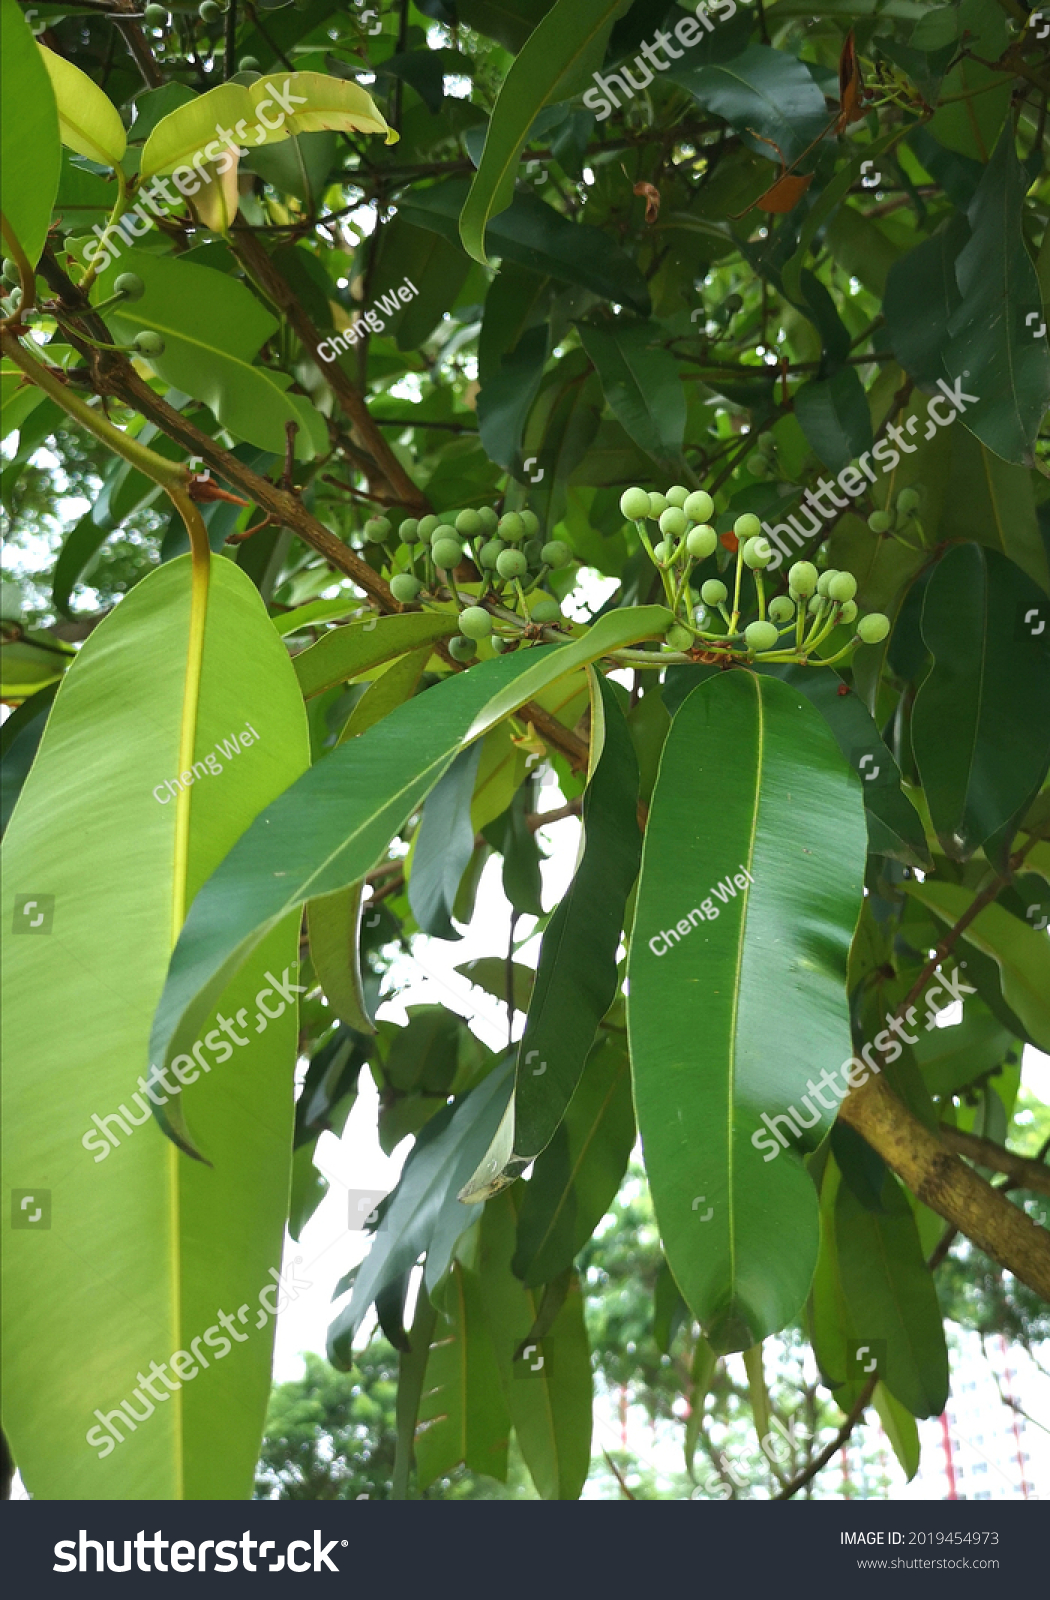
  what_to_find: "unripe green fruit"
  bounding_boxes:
[684,490,715,524]
[896,487,921,515]
[239,55,261,70]
[520,510,540,538]
[496,548,527,580]
[748,454,771,480]
[665,485,689,509]
[620,486,650,521]
[867,509,893,534]
[701,579,727,606]
[839,600,858,625]
[789,561,818,596]
[478,505,499,534]
[648,492,668,519]
[479,539,504,570]
[498,512,525,542]
[459,606,493,640]
[758,431,777,457]
[653,541,673,565]
[523,538,545,565]
[665,623,694,652]
[6,287,22,309]
[734,513,762,540]
[432,537,463,571]
[199,1,221,20]
[686,525,717,561]
[816,569,839,597]
[742,536,772,569]
[788,587,803,605]
[144,4,168,24]
[456,508,484,538]
[364,516,392,544]
[492,635,515,654]
[114,273,145,302]
[449,636,477,662]
[390,574,423,603]
[541,540,571,569]
[724,293,743,313]
[531,598,562,624]
[133,329,164,355]
[1,259,20,286]
[745,620,779,653]
[660,506,688,538]
[417,514,440,543]
[400,518,420,544]
[808,595,824,615]
[858,612,890,644]
[768,595,795,624]
[827,571,857,603]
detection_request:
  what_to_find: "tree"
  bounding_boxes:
[2,0,1049,1504]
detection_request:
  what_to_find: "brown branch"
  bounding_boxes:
[772,1374,877,1501]
[937,1127,1050,1198]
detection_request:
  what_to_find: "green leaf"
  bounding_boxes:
[835,1173,950,1418]
[369,216,471,351]
[0,556,310,1497]
[288,1140,329,1241]
[511,1035,634,1287]
[674,44,828,168]
[414,1258,510,1489]
[479,1190,592,1499]
[327,1061,514,1360]
[943,125,1050,467]
[293,613,458,698]
[459,0,632,265]
[873,1381,921,1481]
[409,742,484,939]
[93,248,326,459]
[38,44,126,167]
[884,214,968,386]
[477,324,549,473]
[905,883,1050,1054]
[911,999,1014,1098]
[912,544,1050,859]
[792,365,873,476]
[0,0,60,267]
[628,670,867,1352]
[306,882,375,1034]
[458,0,556,53]
[245,130,337,208]
[578,320,686,466]
[335,645,431,743]
[463,671,640,1195]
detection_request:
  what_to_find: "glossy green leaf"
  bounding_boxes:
[306,882,374,1035]
[906,882,1050,1054]
[38,44,126,168]
[675,44,828,167]
[628,670,867,1352]
[458,0,555,52]
[911,999,1014,1097]
[1,556,309,1497]
[459,0,632,264]
[479,1190,592,1500]
[943,125,1050,467]
[913,544,1050,859]
[336,646,430,745]
[409,742,484,939]
[477,324,549,473]
[511,1035,635,1287]
[463,672,640,1196]
[0,0,60,267]
[792,366,873,476]
[835,1172,950,1419]
[414,1258,510,1489]
[578,321,686,466]
[293,612,458,698]
[873,1380,921,1482]
[245,131,337,208]
[884,214,968,386]
[808,1156,866,1412]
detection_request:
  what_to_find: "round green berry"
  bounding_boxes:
[1,259,19,286]
[665,485,689,509]
[519,510,540,538]
[684,490,715,524]
[701,579,727,606]
[748,454,772,480]
[896,487,921,515]
[239,55,261,71]
[144,3,168,23]
[789,561,818,596]
[523,538,545,566]
[839,600,858,625]
[479,539,504,570]
[492,635,515,654]
[768,595,795,624]
[827,571,857,603]
[734,513,762,541]
[400,518,420,545]
[648,492,668,519]
[456,508,484,539]
[665,623,694,652]
[449,636,477,663]
[540,540,571,569]
[390,574,423,603]
[530,598,562,625]
[133,329,164,356]
[496,548,527,580]
[459,606,493,640]
[745,620,779,653]
[364,516,392,544]
[659,506,688,539]
[858,612,890,644]
[816,569,839,597]
[498,512,525,543]
[686,525,717,561]
[653,541,673,565]
[114,272,144,301]
[199,1,221,20]
[620,486,651,521]
[432,536,463,571]
[742,536,772,569]
[758,431,777,457]
[867,509,893,534]
[417,515,440,543]
[808,595,824,616]
[477,505,499,534]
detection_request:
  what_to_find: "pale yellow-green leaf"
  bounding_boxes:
[38,43,126,167]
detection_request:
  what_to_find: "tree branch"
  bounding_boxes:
[937,1127,1050,1198]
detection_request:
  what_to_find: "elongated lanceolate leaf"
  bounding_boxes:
[38,44,126,167]
[414,1259,510,1489]
[628,670,867,1353]
[409,742,484,940]
[293,612,459,698]
[1,0,60,268]
[1,557,309,1497]
[462,671,639,1199]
